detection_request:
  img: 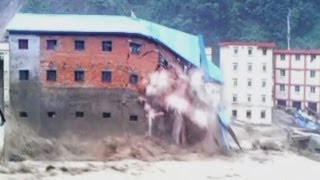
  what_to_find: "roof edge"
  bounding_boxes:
[219,41,276,48]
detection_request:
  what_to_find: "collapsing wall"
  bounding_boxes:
[5,23,235,160]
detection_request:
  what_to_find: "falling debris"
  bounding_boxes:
[139,59,240,153]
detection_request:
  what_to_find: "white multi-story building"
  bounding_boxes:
[219,42,275,124]
[274,49,320,113]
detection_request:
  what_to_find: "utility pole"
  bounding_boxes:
[287,8,291,50]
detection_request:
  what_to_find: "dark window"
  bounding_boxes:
[295,86,300,92]
[277,100,287,106]
[19,112,28,118]
[280,69,286,76]
[232,110,237,118]
[234,48,238,54]
[233,63,238,71]
[247,95,251,102]
[262,64,267,72]
[130,115,138,121]
[232,95,237,103]
[280,54,285,60]
[248,48,252,55]
[311,55,316,61]
[233,78,237,86]
[18,39,28,49]
[19,70,29,80]
[130,42,142,54]
[75,70,85,82]
[75,112,84,118]
[47,70,56,81]
[246,110,252,119]
[47,40,57,50]
[247,63,252,71]
[47,112,56,118]
[311,86,316,93]
[102,41,112,51]
[103,112,111,118]
[261,110,266,119]
[310,70,316,78]
[292,101,302,110]
[75,40,85,51]
[158,54,168,68]
[262,49,267,55]
[129,74,138,84]
[280,85,285,91]
[296,54,300,61]
[102,71,112,82]
[247,79,252,87]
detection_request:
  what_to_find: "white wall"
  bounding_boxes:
[0,42,8,161]
[0,42,10,106]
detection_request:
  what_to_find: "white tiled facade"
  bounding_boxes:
[220,42,274,124]
[274,50,320,113]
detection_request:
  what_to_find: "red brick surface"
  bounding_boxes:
[40,35,180,90]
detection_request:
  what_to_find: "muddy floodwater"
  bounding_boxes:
[1,150,320,180]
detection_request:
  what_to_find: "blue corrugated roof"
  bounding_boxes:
[7,13,223,82]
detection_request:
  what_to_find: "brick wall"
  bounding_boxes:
[40,35,181,90]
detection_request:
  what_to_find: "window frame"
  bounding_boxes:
[311,86,316,93]
[19,70,29,80]
[129,74,139,84]
[102,70,112,83]
[74,70,85,82]
[248,63,252,72]
[261,110,266,119]
[248,47,253,55]
[247,94,251,103]
[247,79,252,87]
[102,41,112,52]
[262,80,266,87]
[47,39,57,50]
[233,63,238,71]
[74,40,85,51]
[129,42,142,55]
[232,110,237,118]
[47,69,57,81]
[246,110,252,119]
[18,39,29,49]
[234,47,238,55]
[233,78,237,87]
[310,70,316,78]
[262,49,267,55]
[262,63,267,72]
[129,115,138,121]
[232,94,237,103]
[75,111,84,118]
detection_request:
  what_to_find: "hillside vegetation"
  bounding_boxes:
[20,0,320,49]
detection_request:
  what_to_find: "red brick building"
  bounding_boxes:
[6,13,220,140]
[40,35,182,89]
